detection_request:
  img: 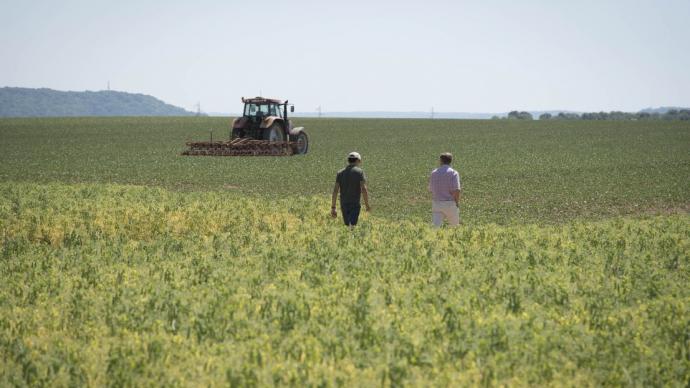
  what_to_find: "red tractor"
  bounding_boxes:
[183,96,309,156]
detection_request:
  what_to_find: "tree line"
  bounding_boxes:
[540,109,690,121]
[492,109,690,121]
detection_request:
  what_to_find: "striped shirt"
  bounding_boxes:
[429,165,461,201]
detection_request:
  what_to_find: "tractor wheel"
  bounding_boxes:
[231,128,242,139]
[292,131,309,155]
[263,123,285,142]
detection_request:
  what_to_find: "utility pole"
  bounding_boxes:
[195,102,202,117]
[431,106,434,119]
[107,81,110,91]
[317,105,322,118]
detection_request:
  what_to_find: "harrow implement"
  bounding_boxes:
[182,138,295,156]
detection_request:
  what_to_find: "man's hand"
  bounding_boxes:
[453,189,461,208]
[331,183,340,219]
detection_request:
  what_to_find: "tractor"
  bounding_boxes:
[182,96,309,156]
[232,97,308,154]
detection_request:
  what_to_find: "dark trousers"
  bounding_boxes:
[341,203,361,226]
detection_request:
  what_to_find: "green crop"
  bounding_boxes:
[0,117,688,224]
[1,183,688,386]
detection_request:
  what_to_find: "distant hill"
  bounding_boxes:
[0,87,195,117]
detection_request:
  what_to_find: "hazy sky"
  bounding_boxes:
[2,0,689,113]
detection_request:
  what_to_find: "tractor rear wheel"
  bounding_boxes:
[263,123,285,142]
[293,131,309,155]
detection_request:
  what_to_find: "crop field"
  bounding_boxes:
[1,117,688,223]
[0,117,689,386]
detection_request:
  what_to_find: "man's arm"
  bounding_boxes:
[331,182,339,217]
[361,183,371,211]
[452,172,462,206]
[452,189,461,206]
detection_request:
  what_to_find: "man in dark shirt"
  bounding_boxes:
[331,152,371,226]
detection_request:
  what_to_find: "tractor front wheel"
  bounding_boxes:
[263,123,285,142]
[292,131,309,155]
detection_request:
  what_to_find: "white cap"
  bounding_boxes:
[348,151,361,160]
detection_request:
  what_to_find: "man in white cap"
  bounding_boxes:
[331,152,371,226]
[429,152,462,227]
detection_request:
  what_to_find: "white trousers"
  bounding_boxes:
[432,201,459,227]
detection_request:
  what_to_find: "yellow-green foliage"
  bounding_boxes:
[1,183,689,386]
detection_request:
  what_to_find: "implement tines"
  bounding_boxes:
[182,140,294,156]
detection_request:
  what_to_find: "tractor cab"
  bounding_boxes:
[240,97,288,131]
[244,101,283,118]
[242,97,289,118]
